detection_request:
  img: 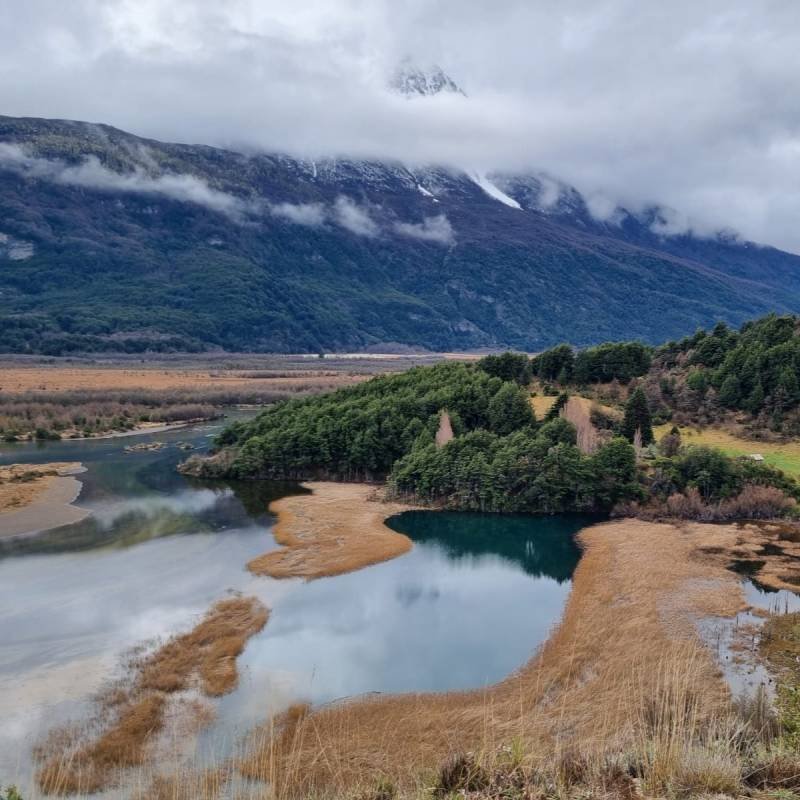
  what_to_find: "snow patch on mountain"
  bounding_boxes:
[471,173,522,210]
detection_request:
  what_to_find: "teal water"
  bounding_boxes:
[0,422,592,788]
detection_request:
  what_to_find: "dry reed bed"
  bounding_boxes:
[0,367,370,394]
[240,518,747,797]
[247,482,415,580]
[561,396,599,454]
[0,367,371,439]
[36,596,268,796]
[0,462,82,513]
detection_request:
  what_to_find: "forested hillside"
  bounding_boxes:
[185,333,800,519]
[3,115,800,354]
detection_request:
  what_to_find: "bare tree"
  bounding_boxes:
[435,410,454,448]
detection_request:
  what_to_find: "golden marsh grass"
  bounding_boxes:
[247,482,415,580]
[239,518,745,797]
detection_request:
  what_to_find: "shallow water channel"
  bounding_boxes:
[0,418,594,789]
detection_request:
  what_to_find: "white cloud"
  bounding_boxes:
[3,3,800,250]
[270,201,326,226]
[394,214,454,245]
[0,144,249,219]
[333,196,379,237]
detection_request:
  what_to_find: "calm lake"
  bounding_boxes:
[0,417,592,788]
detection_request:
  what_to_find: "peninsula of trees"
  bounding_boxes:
[184,315,800,520]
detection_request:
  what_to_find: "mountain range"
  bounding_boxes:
[1,77,799,354]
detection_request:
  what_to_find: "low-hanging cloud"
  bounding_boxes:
[270,201,326,226]
[333,196,379,237]
[0,143,250,219]
[4,2,800,250]
[394,214,454,245]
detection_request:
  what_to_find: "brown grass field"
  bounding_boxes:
[0,351,451,393]
[247,482,416,580]
[36,596,269,795]
[0,366,364,394]
[529,393,558,418]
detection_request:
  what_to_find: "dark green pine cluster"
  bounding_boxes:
[659,315,800,422]
[217,360,643,513]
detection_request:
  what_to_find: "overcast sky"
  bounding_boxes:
[2,1,800,251]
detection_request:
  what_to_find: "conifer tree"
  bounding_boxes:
[622,387,653,445]
[487,383,534,435]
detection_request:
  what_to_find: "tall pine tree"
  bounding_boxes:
[622,387,654,445]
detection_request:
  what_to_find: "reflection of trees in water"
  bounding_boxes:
[0,479,307,560]
[387,511,592,583]
[200,478,310,519]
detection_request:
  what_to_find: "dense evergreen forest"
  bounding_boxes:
[655,315,800,426]
[191,319,800,518]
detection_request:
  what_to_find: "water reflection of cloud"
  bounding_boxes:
[89,487,232,523]
[0,522,270,780]
[231,541,572,716]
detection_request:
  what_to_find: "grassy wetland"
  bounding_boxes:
[0,352,439,442]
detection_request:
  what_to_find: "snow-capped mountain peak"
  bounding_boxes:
[389,60,465,97]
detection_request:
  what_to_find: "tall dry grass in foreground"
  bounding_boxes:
[213,655,788,800]
[28,664,796,800]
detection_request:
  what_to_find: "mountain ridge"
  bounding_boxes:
[0,114,798,354]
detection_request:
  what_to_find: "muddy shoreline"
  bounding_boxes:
[0,463,88,539]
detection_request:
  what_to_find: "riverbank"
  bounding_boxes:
[247,482,416,580]
[241,516,756,796]
[0,463,87,538]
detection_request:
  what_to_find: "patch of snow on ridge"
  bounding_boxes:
[417,184,440,202]
[471,173,522,210]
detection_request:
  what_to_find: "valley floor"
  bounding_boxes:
[0,353,440,441]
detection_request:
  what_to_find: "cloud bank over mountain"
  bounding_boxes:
[3,1,800,251]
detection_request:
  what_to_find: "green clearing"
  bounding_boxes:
[654,424,800,478]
